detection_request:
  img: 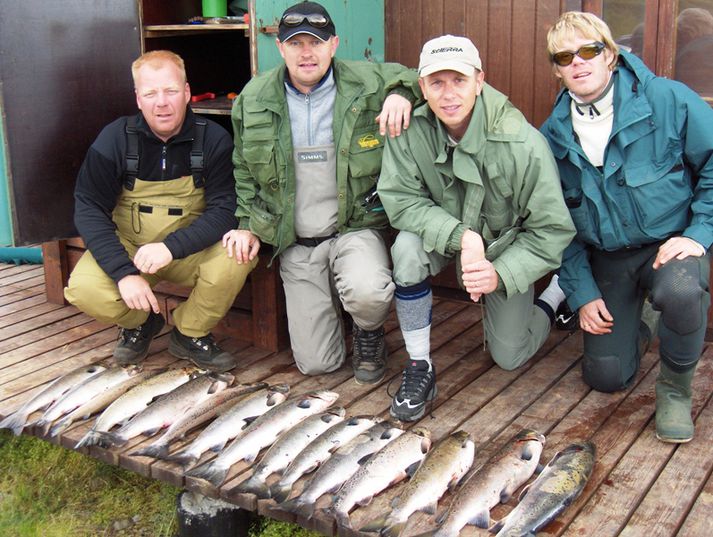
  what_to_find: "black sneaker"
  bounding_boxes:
[555,301,579,332]
[113,311,165,365]
[352,324,387,385]
[390,360,437,422]
[168,328,237,372]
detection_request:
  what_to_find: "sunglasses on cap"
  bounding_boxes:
[551,42,605,66]
[280,13,330,28]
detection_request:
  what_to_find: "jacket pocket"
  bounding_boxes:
[348,127,384,179]
[480,164,513,232]
[249,201,278,243]
[244,143,280,191]
[563,187,596,241]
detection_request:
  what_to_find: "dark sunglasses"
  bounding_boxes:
[280,13,330,28]
[551,42,605,66]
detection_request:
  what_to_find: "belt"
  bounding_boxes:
[295,233,338,247]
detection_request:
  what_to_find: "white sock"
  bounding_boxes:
[538,274,566,311]
[403,325,431,364]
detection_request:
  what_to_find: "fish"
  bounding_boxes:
[129,381,268,459]
[33,365,148,435]
[0,363,107,436]
[360,430,475,537]
[327,426,432,529]
[233,407,346,498]
[186,389,339,487]
[75,366,201,449]
[92,372,235,448]
[275,420,403,519]
[166,384,290,468]
[270,414,382,503]
[490,441,596,537]
[48,366,165,437]
[428,429,546,537]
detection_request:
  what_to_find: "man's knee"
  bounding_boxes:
[391,232,432,286]
[488,340,534,371]
[581,353,635,392]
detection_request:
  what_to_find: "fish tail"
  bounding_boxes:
[164,450,198,467]
[488,519,505,534]
[130,444,168,459]
[186,461,228,487]
[334,509,352,529]
[270,481,293,503]
[33,418,52,436]
[277,498,315,519]
[0,412,28,436]
[234,474,271,499]
[359,513,390,533]
[93,431,128,448]
[49,417,72,438]
[75,430,103,449]
[381,521,407,537]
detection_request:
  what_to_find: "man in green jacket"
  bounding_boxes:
[379,35,576,422]
[223,1,419,382]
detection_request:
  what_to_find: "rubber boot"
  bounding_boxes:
[655,362,695,443]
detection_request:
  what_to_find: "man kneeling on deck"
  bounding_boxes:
[378,35,576,422]
[64,50,256,372]
[541,12,713,443]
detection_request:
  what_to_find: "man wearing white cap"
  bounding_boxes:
[378,35,575,421]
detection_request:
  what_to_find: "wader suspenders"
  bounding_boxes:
[123,116,207,190]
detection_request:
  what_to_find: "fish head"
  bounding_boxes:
[326,407,347,419]
[311,390,340,405]
[269,384,291,395]
[514,428,546,445]
[450,429,473,447]
[411,426,432,453]
[346,415,379,427]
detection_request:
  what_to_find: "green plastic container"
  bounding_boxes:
[202,0,227,18]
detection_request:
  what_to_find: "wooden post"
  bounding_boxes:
[42,240,69,305]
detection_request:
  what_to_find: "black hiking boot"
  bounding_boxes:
[113,311,165,365]
[352,324,387,385]
[168,328,237,372]
[390,360,437,422]
[555,301,578,332]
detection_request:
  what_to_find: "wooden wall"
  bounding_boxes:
[384,0,591,127]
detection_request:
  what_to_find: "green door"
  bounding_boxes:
[253,0,385,73]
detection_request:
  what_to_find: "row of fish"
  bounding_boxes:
[0,363,595,536]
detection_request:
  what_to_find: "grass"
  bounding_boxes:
[0,431,322,537]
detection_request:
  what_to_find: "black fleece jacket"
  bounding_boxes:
[73,108,237,283]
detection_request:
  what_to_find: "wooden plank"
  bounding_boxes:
[0,266,44,285]
[0,277,45,298]
[678,466,713,536]
[0,301,65,330]
[42,240,69,305]
[0,312,92,353]
[0,288,47,315]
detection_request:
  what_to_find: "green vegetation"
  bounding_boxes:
[0,431,322,537]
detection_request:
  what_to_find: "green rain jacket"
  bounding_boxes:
[378,83,575,297]
[232,58,419,259]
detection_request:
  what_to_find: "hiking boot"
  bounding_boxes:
[352,324,387,385]
[113,311,165,365]
[390,360,437,422]
[655,362,695,443]
[555,301,578,332]
[168,328,237,372]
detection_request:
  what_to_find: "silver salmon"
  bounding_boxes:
[490,441,596,537]
[0,363,107,436]
[275,420,403,519]
[328,426,432,529]
[270,415,381,503]
[93,372,235,448]
[187,389,339,487]
[431,429,546,537]
[361,430,475,537]
[75,366,201,448]
[234,407,346,498]
[166,384,290,468]
[129,381,268,459]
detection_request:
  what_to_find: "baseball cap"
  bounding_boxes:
[418,35,482,77]
[278,1,336,42]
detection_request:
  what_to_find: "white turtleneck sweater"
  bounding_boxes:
[570,77,615,168]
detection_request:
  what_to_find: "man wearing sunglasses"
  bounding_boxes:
[378,35,575,422]
[224,1,420,382]
[541,12,713,443]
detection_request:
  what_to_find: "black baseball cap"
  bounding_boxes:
[278,1,336,42]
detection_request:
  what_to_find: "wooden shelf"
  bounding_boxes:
[190,95,235,116]
[143,23,248,38]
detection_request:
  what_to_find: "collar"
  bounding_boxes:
[285,65,334,95]
[570,72,616,119]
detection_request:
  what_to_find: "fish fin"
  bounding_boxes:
[356,495,374,507]
[359,513,390,533]
[244,448,260,463]
[270,482,292,504]
[469,510,491,529]
[518,483,531,502]
[0,411,28,436]
[130,444,168,459]
[49,417,72,438]
[499,487,512,504]
[357,453,373,466]
[164,450,198,467]
[242,416,259,427]
[297,398,313,409]
[277,498,315,519]
[390,495,401,508]
[488,519,504,534]
[405,461,421,477]
[334,510,352,529]
[535,462,545,474]
[209,438,229,452]
[422,501,438,516]
[143,427,162,437]
[234,474,271,499]
[381,521,407,537]
[521,443,534,461]
[185,461,229,487]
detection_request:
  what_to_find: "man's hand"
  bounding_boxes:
[460,230,487,302]
[653,236,705,269]
[375,94,412,138]
[118,274,160,313]
[222,229,261,264]
[579,298,614,335]
[133,242,173,274]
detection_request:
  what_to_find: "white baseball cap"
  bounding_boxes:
[418,35,482,77]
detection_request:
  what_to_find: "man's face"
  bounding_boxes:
[134,63,191,142]
[276,33,339,94]
[419,69,484,140]
[553,34,615,102]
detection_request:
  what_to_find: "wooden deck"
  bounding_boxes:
[1,261,712,537]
